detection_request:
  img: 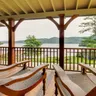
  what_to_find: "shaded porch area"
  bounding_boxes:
[0,66,96,96]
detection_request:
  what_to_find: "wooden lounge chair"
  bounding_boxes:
[0,64,48,96]
[53,65,96,96]
[78,63,96,75]
[0,60,30,79]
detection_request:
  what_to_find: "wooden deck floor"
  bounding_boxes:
[0,66,96,96]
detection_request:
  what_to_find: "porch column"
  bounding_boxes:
[0,18,24,65]
[47,14,78,69]
[59,14,64,68]
[8,18,15,65]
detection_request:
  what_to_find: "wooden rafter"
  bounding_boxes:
[0,7,11,16]
[13,0,28,14]
[50,0,56,11]
[64,14,79,29]
[24,0,36,13]
[37,0,46,12]
[1,0,19,15]
[76,0,79,10]
[63,0,66,10]
[88,0,92,9]
[14,18,24,31]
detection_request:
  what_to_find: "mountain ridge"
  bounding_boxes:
[0,37,87,44]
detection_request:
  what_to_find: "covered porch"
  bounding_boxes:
[0,0,96,96]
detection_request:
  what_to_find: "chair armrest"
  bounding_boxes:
[0,64,48,86]
[53,65,86,96]
[0,60,30,71]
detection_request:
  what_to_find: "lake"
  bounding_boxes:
[0,43,84,48]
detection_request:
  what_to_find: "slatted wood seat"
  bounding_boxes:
[0,60,30,79]
[78,63,96,75]
[53,65,96,96]
[0,64,48,96]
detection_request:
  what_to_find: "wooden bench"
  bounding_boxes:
[0,60,30,79]
[53,65,96,96]
[0,64,48,96]
[78,63,96,75]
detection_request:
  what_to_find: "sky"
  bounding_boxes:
[0,16,92,41]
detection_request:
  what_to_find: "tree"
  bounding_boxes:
[80,36,96,48]
[0,42,3,45]
[79,16,96,48]
[24,35,41,47]
[79,16,96,35]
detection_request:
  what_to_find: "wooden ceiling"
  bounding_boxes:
[0,0,95,20]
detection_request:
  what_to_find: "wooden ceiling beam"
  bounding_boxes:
[88,0,92,9]
[25,0,36,13]
[0,8,96,20]
[1,0,19,15]
[76,0,79,10]
[50,0,56,11]
[13,0,28,14]
[37,0,46,12]
[63,0,66,10]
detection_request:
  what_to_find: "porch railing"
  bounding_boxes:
[0,47,96,71]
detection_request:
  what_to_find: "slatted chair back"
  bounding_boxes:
[0,60,30,79]
[0,64,48,96]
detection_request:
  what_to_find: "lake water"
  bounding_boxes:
[0,43,84,48]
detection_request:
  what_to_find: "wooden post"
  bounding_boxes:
[55,72,58,96]
[8,18,15,65]
[47,14,79,69]
[0,18,24,65]
[42,68,46,95]
[59,14,64,69]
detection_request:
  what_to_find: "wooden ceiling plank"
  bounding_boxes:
[25,0,36,13]
[0,7,11,16]
[63,0,66,10]
[76,0,79,10]
[50,0,56,11]
[88,0,92,9]
[37,0,46,12]
[13,0,28,14]
[1,0,19,15]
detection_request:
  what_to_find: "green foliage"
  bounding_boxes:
[80,35,96,48]
[79,16,96,48]
[79,16,96,35]
[0,42,3,45]
[24,35,41,47]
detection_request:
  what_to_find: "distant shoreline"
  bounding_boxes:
[0,36,85,44]
[0,43,85,48]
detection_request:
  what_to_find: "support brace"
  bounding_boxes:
[0,18,24,65]
[47,14,79,68]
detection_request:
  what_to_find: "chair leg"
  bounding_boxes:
[43,78,46,95]
[55,83,58,96]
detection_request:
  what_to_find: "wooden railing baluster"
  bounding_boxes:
[0,47,96,71]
